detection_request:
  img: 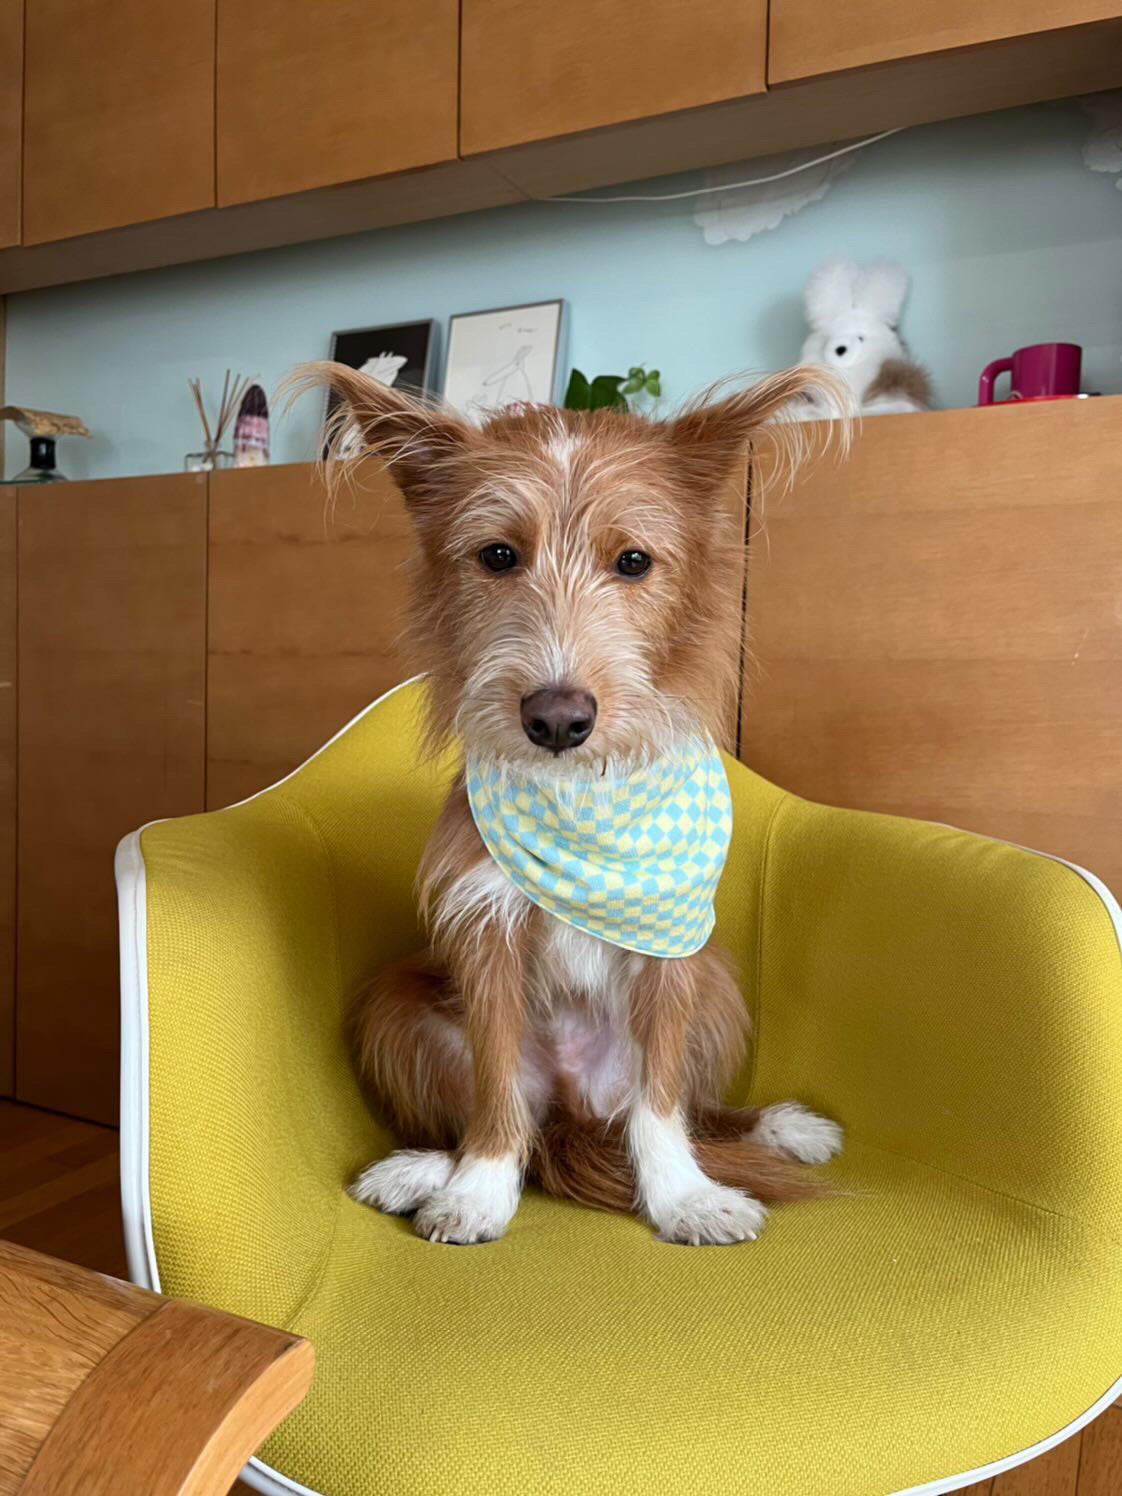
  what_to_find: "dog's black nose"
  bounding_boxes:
[520,687,597,752]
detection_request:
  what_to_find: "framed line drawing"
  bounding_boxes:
[442,300,567,419]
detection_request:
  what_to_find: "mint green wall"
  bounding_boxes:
[4,99,1121,481]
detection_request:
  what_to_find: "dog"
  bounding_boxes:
[297,361,845,1246]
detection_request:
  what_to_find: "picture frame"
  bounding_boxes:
[324,319,437,454]
[442,300,567,420]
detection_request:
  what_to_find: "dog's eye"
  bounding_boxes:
[479,543,519,573]
[615,549,652,579]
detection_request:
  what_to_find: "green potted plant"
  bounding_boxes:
[563,365,662,412]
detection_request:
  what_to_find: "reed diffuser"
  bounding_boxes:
[185,371,250,471]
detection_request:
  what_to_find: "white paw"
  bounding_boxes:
[754,1101,844,1165]
[348,1149,455,1215]
[412,1153,521,1245]
[658,1185,767,1246]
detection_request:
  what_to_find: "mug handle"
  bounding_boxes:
[978,357,1013,406]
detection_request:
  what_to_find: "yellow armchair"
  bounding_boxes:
[117,679,1122,1496]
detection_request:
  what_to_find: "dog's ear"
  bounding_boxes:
[664,367,851,498]
[285,361,474,506]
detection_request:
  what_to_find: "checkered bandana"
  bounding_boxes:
[465,738,733,958]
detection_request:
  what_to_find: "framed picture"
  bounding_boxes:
[442,300,566,420]
[324,320,436,455]
[328,319,436,395]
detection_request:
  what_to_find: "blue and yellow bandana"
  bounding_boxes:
[465,739,733,958]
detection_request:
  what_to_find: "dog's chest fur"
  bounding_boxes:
[449,857,636,1117]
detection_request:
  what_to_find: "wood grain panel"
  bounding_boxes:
[476,20,1122,198]
[461,0,766,154]
[0,495,14,1099]
[0,0,20,249]
[991,1434,1081,1494]
[207,463,414,809]
[17,476,207,1124]
[1077,1406,1122,1495]
[740,398,1122,898]
[217,0,458,205]
[770,0,1122,82]
[22,0,214,243]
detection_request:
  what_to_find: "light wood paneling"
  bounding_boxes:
[740,398,1122,899]
[17,477,207,1124]
[217,0,458,206]
[991,1434,1081,1493]
[207,464,414,809]
[0,160,521,295]
[22,0,214,243]
[461,0,766,154]
[481,20,1122,199]
[0,494,15,1100]
[3,20,1121,291]
[0,0,21,249]
[770,0,1122,83]
[1078,1406,1122,1495]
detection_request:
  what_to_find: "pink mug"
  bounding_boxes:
[978,343,1082,405]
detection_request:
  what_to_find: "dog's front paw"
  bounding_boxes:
[412,1154,521,1244]
[349,1149,454,1215]
[754,1101,844,1165]
[658,1185,767,1246]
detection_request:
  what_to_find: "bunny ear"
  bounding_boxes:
[854,260,909,326]
[804,259,860,330]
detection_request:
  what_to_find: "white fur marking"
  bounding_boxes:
[413,1151,522,1244]
[349,1149,454,1214]
[754,1101,844,1165]
[434,858,529,949]
[627,1102,766,1244]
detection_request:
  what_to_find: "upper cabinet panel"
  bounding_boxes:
[769,0,1122,83]
[460,0,767,156]
[0,0,20,248]
[22,0,215,244]
[217,0,459,206]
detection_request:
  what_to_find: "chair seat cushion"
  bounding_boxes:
[248,1141,1122,1496]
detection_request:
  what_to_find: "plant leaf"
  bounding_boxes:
[645,372,662,396]
[589,374,626,411]
[563,369,591,410]
[620,375,645,395]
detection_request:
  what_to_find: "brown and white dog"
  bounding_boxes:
[299,362,845,1246]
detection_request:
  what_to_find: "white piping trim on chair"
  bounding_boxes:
[117,675,421,1496]
[116,703,1122,1496]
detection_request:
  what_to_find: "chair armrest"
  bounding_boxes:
[750,794,1122,1231]
[0,1240,313,1496]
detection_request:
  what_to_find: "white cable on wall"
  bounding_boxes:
[541,127,906,204]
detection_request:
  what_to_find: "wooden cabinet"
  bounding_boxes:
[460,0,767,155]
[22,0,215,244]
[0,0,20,249]
[740,398,1122,897]
[216,0,458,206]
[0,494,14,1096]
[769,0,1122,83]
[17,476,207,1123]
[206,464,414,808]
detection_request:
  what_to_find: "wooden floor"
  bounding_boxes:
[2,1098,1122,1495]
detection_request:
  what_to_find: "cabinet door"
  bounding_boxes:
[769,0,1122,83]
[0,494,14,1095]
[740,398,1122,897]
[217,0,458,207]
[207,464,414,807]
[17,476,207,1124]
[461,0,767,156]
[22,0,215,244]
[0,0,20,248]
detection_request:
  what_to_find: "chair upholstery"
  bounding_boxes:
[118,679,1122,1496]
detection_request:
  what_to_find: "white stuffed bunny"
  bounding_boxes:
[798,258,931,417]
